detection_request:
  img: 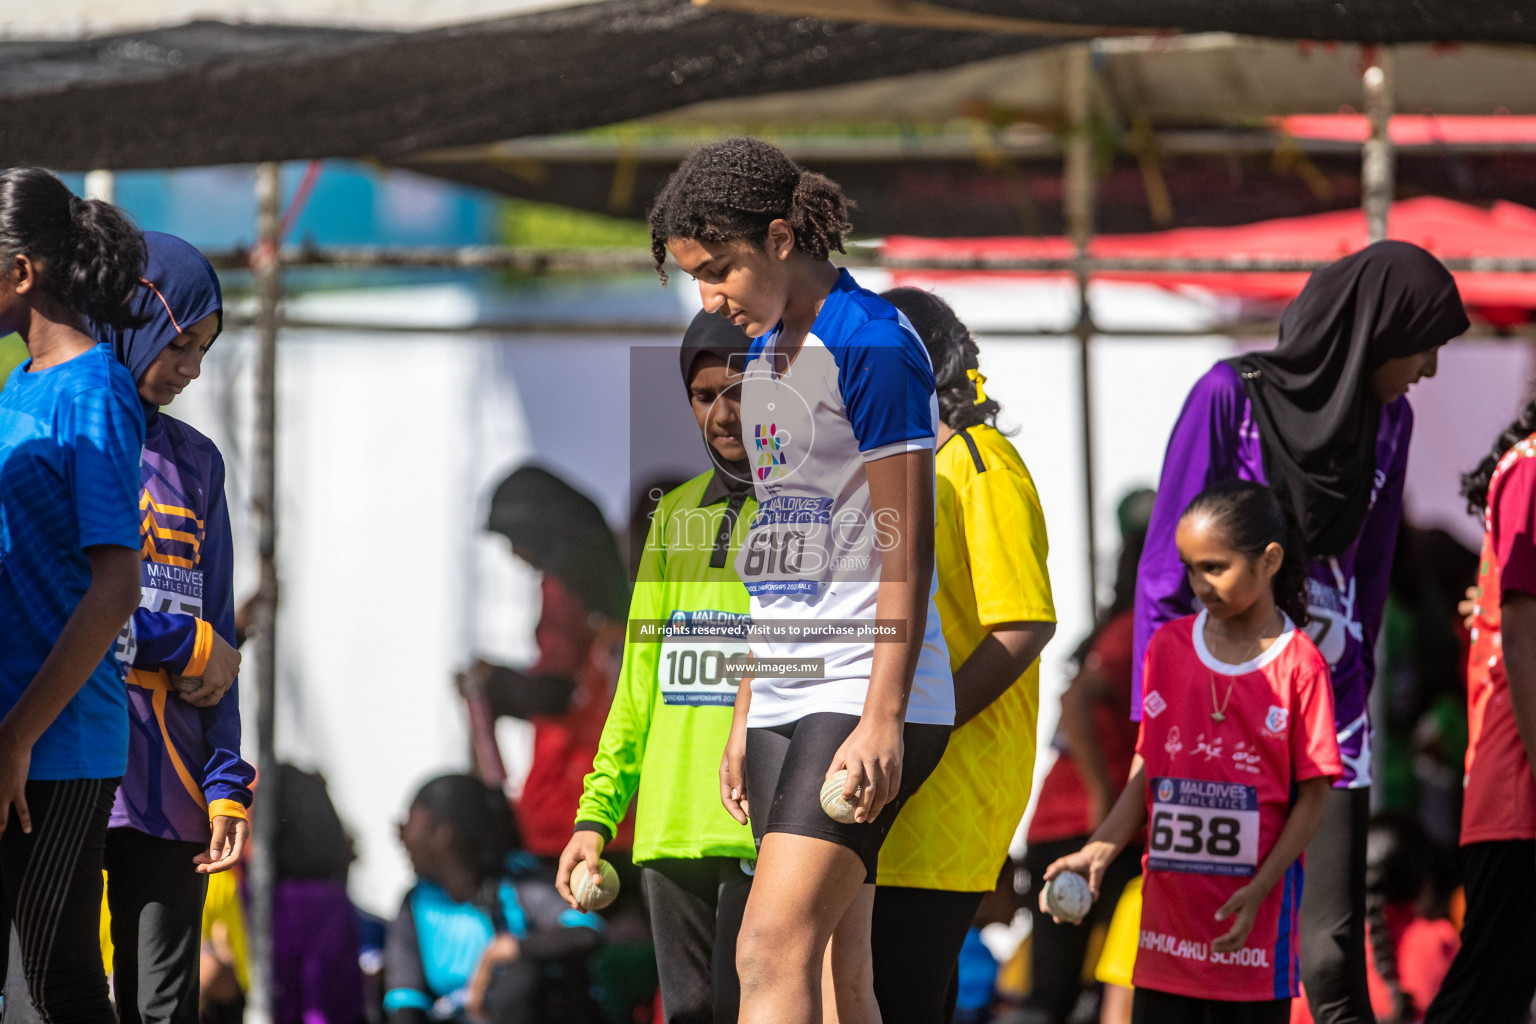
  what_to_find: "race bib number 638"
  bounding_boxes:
[1147,776,1260,877]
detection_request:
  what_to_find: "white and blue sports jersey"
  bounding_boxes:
[737,269,954,727]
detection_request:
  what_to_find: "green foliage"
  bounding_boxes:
[0,334,24,379]
[499,199,650,249]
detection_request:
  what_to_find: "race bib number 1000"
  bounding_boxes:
[1147,776,1260,877]
[658,610,750,707]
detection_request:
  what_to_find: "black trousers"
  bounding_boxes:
[1422,839,1536,1024]
[0,778,119,1024]
[870,886,984,1024]
[1023,837,1144,1024]
[1131,988,1290,1024]
[104,828,209,1024]
[640,857,752,1024]
[1298,787,1372,1024]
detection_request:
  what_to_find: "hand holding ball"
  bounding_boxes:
[820,770,861,824]
[1042,871,1093,924]
[571,859,620,912]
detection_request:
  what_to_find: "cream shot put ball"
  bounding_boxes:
[1043,871,1093,924]
[820,770,861,824]
[572,859,620,912]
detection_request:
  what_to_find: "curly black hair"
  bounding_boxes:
[647,137,852,281]
[881,287,1001,431]
[1181,479,1311,628]
[1461,396,1536,515]
[0,167,145,329]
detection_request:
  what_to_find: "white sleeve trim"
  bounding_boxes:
[860,438,935,463]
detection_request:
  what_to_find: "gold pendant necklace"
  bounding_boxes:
[1210,669,1236,723]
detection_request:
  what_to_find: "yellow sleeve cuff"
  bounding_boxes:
[184,619,215,678]
[208,799,248,823]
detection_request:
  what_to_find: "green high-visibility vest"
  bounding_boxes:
[575,469,758,863]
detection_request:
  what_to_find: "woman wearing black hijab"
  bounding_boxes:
[1132,241,1468,1023]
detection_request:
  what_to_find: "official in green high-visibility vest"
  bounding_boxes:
[557,310,756,1024]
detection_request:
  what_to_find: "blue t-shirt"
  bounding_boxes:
[0,344,144,779]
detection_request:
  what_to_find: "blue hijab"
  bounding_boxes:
[95,230,223,413]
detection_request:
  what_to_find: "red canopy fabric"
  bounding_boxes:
[1274,115,1536,147]
[881,197,1536,323]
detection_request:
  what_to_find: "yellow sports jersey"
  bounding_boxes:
[1094,874,1142,988]
[879,423,1056,891]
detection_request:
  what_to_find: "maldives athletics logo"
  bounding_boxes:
[754,423,791,482]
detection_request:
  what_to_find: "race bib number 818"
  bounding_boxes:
[1147,776,1260,877]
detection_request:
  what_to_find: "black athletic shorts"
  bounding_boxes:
[744,711,949,882]
[1131,988,1290,1024]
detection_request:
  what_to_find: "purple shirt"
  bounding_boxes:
[1132,362,1411,788]
[274,879,367,1024]
[110,412,253,839]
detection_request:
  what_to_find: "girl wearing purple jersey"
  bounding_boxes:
[1133,242,1466,1024]
[93,231,252,1024]
[650,138,953,1024]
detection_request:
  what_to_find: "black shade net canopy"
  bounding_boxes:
[5,0,1534,192]
[394,31,1536,236]
[880,0,1536,44]
[0,0,1052,170]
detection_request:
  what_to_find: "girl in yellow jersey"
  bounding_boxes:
[873,288,1058,1023]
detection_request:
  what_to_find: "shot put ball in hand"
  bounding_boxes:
[572,859,620,912]
[1043,870,1093,924]
[820,770,861,824]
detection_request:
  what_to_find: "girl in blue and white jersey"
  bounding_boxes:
[649,137,953,1024]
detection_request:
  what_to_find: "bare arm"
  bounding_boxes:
[952,621,1056,727]
[1500,594,1536,787]
[1059,665,1117,827]
[1041,755,1148,909]
[466,661,575,720]
[830,449,935,823]
[0,545,142,835]
[719,675,753,825]
[1211,774,1331,952]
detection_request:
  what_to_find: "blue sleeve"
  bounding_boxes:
[197,451,254,813]
[132,609,202,674]
[834,319,937,458]
[1132,365,1243,718]
[1351,400,1412,690]
[65,384,143,550]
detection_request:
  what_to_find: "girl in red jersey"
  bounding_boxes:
[1420,402,1536,1024]
[1043,480,1341,1024]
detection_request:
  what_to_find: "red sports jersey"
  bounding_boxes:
[1462,434,1536,846]
[1135,613,1341,1001]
